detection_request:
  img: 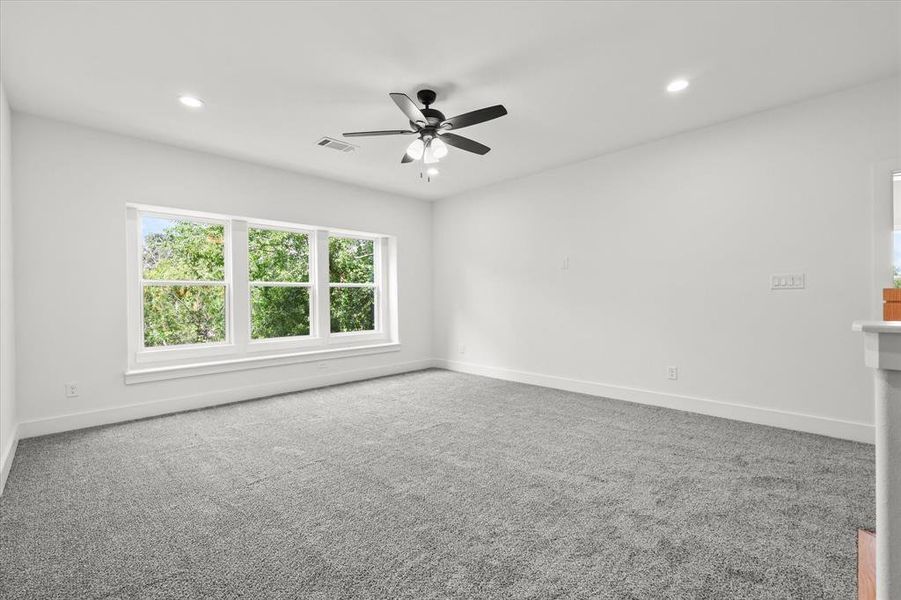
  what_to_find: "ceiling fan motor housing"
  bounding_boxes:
[412,90,444,127]
[342,88,506,160]
[416,89,437,107]
[417,108,446,128]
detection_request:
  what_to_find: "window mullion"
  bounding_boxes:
[231,220,250,351]
[383,236,396,341]
[375,236,385,333]
[315,229,330,339]
[126,206,142,369]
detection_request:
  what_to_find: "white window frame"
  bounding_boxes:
[245,222,319,353]
[125,205,399,383]
[893,171,901,287]
[327,232,386,344]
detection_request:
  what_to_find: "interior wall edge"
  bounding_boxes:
[435,360,874,444]
[0,423,18,496]
[0,78,18,497]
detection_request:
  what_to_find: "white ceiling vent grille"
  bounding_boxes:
[316,137,356,153]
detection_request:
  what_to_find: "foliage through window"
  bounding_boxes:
[129,207,393,369]
[249,228,311,339]
[329,237,376,333]
[142,217,226,347]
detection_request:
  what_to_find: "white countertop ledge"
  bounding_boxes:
[852,321,901,334]
[125,342,401,384]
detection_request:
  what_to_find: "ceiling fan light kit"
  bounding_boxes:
[406,138,424,160]
[431,138,448,158]
[343,88,507,177]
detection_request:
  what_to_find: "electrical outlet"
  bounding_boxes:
[561,256,570,271]
[65,382,80,398]
[458,344,466,355]
[666,366,678,381]
[771,273,805,290]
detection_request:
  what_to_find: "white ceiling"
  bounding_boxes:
[1,1,897,200]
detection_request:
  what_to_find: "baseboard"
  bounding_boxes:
[14,357,874,447]
[18,359,436,440]
[435,359,874,444]
[0,423,19,496]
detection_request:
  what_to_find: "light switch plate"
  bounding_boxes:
[771,273,805,290]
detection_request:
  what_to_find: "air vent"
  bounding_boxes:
[316,137,356,153]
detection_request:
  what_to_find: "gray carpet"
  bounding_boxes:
[0,369,874,599]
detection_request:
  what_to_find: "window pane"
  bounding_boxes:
[248,228,309,283]
[251,286,310,339]
[330,287,375,333]
[142,217,225,281]
[329,237,374,283]
[894,230,901,288]
[143,286,226,347]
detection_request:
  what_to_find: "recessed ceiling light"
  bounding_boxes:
[666,79,690,93]
[178,95,204,108]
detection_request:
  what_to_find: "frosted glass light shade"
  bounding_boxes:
[423,143,438,164]
[406,138,424,160]
[431,138,448,159]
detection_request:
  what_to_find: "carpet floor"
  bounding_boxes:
[0,369,874,599]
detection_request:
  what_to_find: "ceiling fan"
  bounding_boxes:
[343,89,507,165]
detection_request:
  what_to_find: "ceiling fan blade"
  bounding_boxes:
[401,152,414,163]
[438,132,491,155]
[440,105,507,130]
[343,129,417,137]
[389,93,428,127]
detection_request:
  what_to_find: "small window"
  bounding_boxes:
[141,216,227,347]
[329,236,376,333]
[248,227,311,339]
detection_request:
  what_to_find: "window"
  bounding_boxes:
[126,205,397,381]
[141,215,228,347]
[894,231,901,288]
[329,236,376,333]
[249,227,312,339]
[894,172,901,287]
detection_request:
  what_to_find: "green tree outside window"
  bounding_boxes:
[142,218,226,347]
[329,237,375,332]
[249,228,311,339]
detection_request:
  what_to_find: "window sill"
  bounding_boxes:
[125,342,401,384]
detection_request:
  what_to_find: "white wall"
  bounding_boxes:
[0,81,17,491]
[11,114,432,433]
[433,79,899,442]
[6,79,897,447]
